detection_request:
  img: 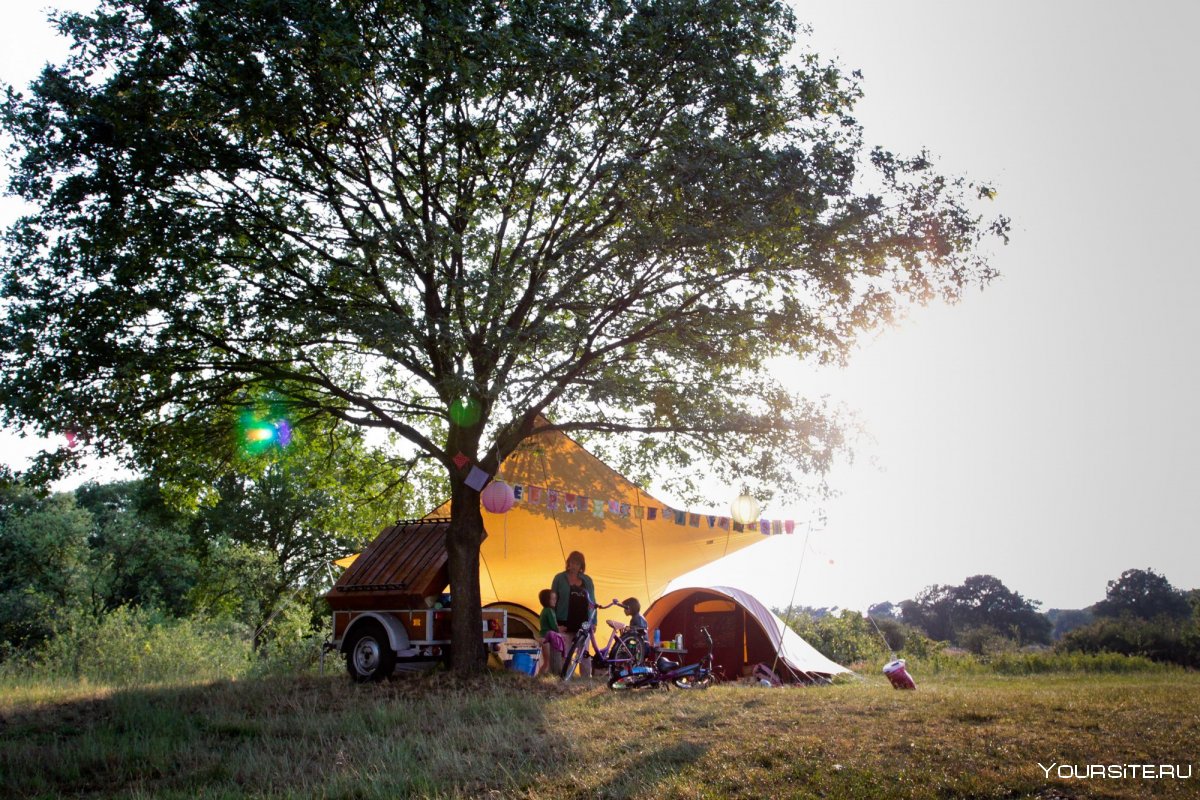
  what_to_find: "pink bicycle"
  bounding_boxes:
[560,599,647,683]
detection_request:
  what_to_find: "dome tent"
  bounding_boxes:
[645,585,849,682]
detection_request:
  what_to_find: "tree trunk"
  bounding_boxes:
[446,473,486,673]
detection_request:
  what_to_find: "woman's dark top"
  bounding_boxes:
[566,583,591,633]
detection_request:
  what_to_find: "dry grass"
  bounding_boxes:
[2,668,1198,798]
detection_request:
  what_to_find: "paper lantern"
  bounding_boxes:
[481,480,515,514]
[449,397,482,427]
[730,493,760,526]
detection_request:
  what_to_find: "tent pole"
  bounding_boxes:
[773,521,814,682]
[635,487,652,603]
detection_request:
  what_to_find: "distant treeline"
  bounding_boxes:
[783,568,1200,668]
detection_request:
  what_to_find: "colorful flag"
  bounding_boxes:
[718,517,730,530]
[674,510,686,525]
[593,499,605,518]
[688,513,700,527]
[706,515,717,528]
[528,485,543,504]
[513,484,524,501]
[772,519,783,535]
[547,489,559,511]
[785,520,795,534]
[634,505,644,519]
[647,507,658,521]
[619,503,631,518]
[565,493,577,513]
[760,520,770,535]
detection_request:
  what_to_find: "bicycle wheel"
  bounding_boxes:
[617,632,648,666]
[605,636,639,682]
[673,664,713,690]
[561,636,588,681]
[608,671,655,690]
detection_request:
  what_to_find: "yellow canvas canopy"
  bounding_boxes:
[468,419,767,632]
[336,419,769,634]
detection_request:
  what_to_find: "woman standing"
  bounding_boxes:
[551,551,596,676]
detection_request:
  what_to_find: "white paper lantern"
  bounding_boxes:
[730,493,760,525]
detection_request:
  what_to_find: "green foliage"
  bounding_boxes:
[1,458,410,669]
[1056,615,1200,668]
[1045,607,1094,640]
[30,606,251,685]
[180,424,417,638]
[1044,568,1200,668]
[955,624,1019,657]
[780,607,938,665]
[900,574,1051,647]
[0,487,93,649]
[83,500,199,616]
[909,648,1169,676]
[186,541,278,622]
[1092,567,1192,621]
[248,598,331,678]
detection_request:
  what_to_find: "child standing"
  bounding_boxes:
[537,589,564,676]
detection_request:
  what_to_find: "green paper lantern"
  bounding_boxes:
[449,397,482,427]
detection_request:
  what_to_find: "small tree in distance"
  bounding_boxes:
[900,574,1051,648]
[1,0,1006,671]
[1092,568,1191,622]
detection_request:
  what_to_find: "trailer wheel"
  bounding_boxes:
[344,620,396,682]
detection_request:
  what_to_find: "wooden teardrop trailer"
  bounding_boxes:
[325,517,507,681]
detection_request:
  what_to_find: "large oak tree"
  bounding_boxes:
[2,0,1005,670]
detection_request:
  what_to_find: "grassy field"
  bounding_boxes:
[2,667,1198,799]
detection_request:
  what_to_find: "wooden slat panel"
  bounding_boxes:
[326,519,450,609]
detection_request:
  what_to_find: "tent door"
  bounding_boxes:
[689,609,743,681]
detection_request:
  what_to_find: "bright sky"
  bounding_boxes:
[4,1,1198,614]
[673,0,1200,612]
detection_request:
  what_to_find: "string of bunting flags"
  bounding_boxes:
[456,453,797,536]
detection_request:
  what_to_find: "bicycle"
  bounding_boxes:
[608,625,715,690]
[560,599,647,683]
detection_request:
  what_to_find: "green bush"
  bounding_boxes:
[988,651,1167,674]
[782,609,939,665]
[957,625,1019,657]
[32,606,253,685]
[249,598,330,677]
[904,648,1169,676]
[1057,615,1200,667]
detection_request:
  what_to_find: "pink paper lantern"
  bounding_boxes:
[480,480,515,514]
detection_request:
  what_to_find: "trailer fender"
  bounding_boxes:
[341,612,411,655]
